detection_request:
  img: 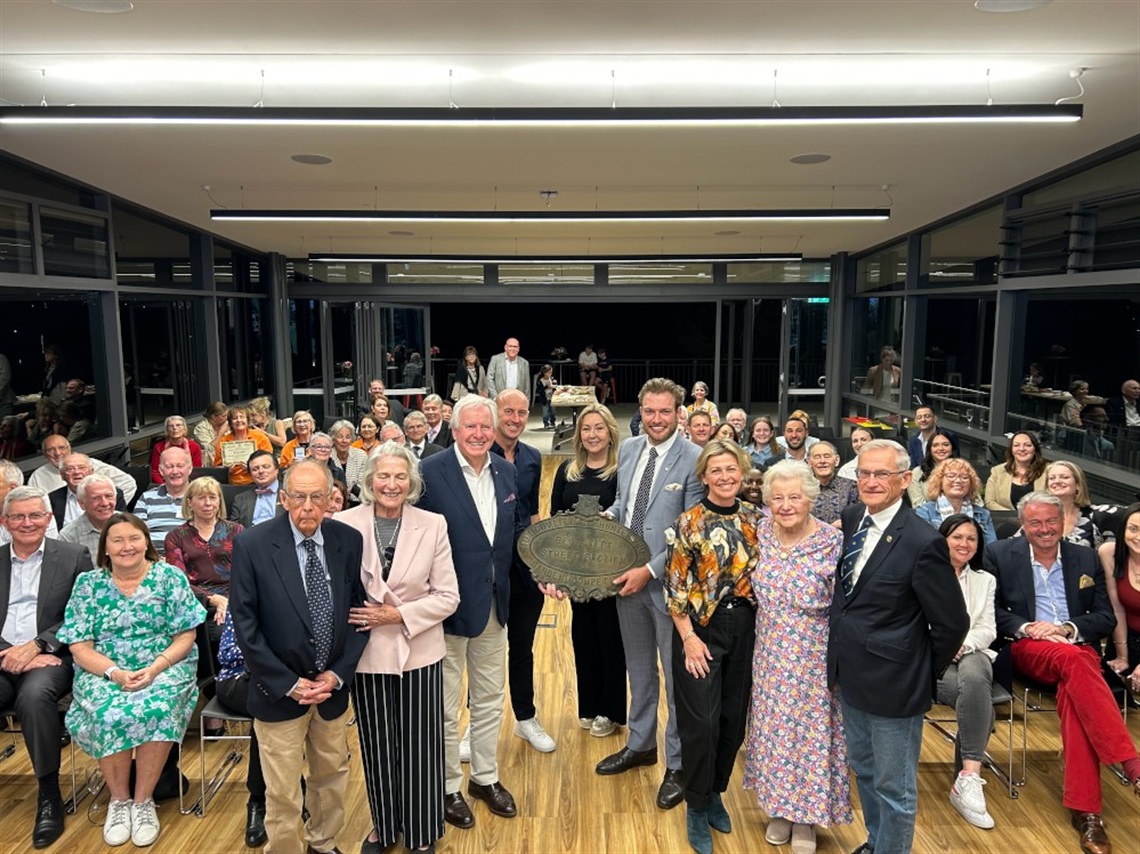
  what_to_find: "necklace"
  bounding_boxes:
[373,514,402,581]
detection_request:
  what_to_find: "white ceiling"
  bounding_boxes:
[1,0,1138,260]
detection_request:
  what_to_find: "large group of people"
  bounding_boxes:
[2,350,1140,854]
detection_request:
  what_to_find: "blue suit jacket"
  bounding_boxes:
[417,448,518,637]
[229,514,367,722]
[607,434,703,613]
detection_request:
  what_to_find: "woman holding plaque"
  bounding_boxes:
[544,402,627,737]
[664,439,761,854]
[213,406,272,486]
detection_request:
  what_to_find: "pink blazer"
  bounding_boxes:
[334,502,459,675]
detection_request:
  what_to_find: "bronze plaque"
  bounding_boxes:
[518,495,651,602]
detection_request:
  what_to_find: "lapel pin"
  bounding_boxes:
[885,535,893,543]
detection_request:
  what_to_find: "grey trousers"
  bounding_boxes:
[935,651,995,763]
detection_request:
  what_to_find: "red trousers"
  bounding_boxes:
[1011,639,1138,812]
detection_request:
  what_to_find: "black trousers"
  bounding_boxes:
[0,663,71,778]
[570,596,628,723]
[507,568,546,721]
[214,673,267,803]
[671,600,755,811]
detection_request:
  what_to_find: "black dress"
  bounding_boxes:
[549,460,628,723]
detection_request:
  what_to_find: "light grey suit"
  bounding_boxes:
[486,353,531,400]
[606,433,703,768]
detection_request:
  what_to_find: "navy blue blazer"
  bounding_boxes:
[827,502,969,718]
[229,514,367,722]
[491,439,542,591]
[417,447,518,637]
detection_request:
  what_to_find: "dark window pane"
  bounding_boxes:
[40,207,111,278]
[0,199,35,274]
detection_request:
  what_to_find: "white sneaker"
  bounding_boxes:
[459,727,471,763]
[514,717,557,753]
[949,772,995,829]
[765,816,792,845]
[578,717,594,730]
[590,716,617,737]
[103,799,133,847]
[130,798,161,847]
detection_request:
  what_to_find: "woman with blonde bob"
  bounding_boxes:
[1043,459,1105,548]
[914,459,997,544]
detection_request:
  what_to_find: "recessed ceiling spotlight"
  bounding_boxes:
[714,230,740,236]
[790,153,832,165]
[52,0,134,12]
[388,230,415,237]
[290,153,333,165]
[974,0,1052,11]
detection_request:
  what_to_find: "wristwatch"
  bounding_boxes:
[32,637,48,653]
[103,666,120,681]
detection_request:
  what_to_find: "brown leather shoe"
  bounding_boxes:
[1070,810,1111,854]
[443,792,474,829]
[467,780,518,818]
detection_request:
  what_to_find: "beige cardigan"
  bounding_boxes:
[983,465,1046,511]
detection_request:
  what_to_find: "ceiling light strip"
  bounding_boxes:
[308,253,804,264]
[214,209,889,223]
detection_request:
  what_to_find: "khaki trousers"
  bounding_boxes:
[255,705,351,854]
[442,612,507,793]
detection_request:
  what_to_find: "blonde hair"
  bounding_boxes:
[567,403,619,482]
[926,458,982,503]
[182,476,227,520]
[1046,460,1091,506]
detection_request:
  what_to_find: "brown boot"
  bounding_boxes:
[1070,810,1111,854]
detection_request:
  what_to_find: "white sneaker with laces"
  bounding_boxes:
[578,717,594,730]
[590,716,617,737]
[131,798,161,847]
[103,799,133,847]
[514,717,557,753]
[459,727,471,763]
[949,772,994,829]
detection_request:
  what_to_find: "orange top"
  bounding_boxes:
[214,429,273,486]
[278,438,311,470]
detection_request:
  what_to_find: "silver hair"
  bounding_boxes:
[2,485,51,516]
[809,440,839,457]
[309,431,332,446]
[358,441,423,504]
[402,410,427,427]
[0,459,23,487]
[857,438,911,473]
[76,473,116,504]
[1017,490,1064,520]
[379,422,405,440]
[761,459,821,503]
[423,393,443,407]
[164,414,187,431]
[329,419,356,438]
[282,458,334,494]
[450,393,498,430]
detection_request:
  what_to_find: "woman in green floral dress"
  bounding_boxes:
[58,512,205,848]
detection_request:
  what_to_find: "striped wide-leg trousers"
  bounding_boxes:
[353,662,445,849]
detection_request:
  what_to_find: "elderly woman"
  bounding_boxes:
[248,396,288,450]
[934,514,999,830]
[58,513,206,847]
[1042,460,1106,548]
[1101,503,1140,695]
[279,410,316,469]
[353,414,382,455]
[686,381,720,425]
[906,428,957,507]
[214,407,272,486]
[664,439,761,854]
[984,431,1047,511]
[915,459,997,543]
[335,442,459,853]
[743,459,851,854]
[747,416,784,472]
[325,480,348,516]
[194,402,229,465]
[328,420,368,500]
[149,415,203,485]
[1061,379,1091,428]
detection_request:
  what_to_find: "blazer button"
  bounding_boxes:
[309,638,315,645]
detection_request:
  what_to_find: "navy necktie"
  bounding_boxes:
[630,447,659,538]
[300,539,333,671]
[841,515,874,597]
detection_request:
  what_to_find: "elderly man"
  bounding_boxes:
[723,408,747,441]
[28,434,137,504]
[379,422,406,446]
[984,492,1140,854]
[829,439,968,854]
[358,378,407,425]
[418,394,520,829]
[1106,378,1139,429]
[486,338,531,401]
[403,411,444,460]
[134,447,194,554]
[598,378,703,810]
[58,474,118,557]
[47,453,125,532]
[808,441,859,524]
[0,486,93,848]
[907,405,960,468]
[422,394,452,448]
[488,389,550,753]
[229,450,284,529]
[1,461,59,549]
[230,460,368,854]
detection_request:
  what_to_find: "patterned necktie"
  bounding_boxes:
[841,515,874,596]
[629,446,659,538]
[300,539,333,671]
[413,444,422,458]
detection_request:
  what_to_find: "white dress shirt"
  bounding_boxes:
[454,444,496,543]
[622,430,680,529]
[505,358,518,390]
[1,543,44,646]
[850,498,905,587]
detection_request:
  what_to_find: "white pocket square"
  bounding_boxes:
[664,483,683,492]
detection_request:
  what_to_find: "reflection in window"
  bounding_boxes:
[385,262,479,285]
[120,299,206,428]
[0,199,34,274]
[498,264,594,285]
[727,260,831,284]
[855,243,906,293]
[920,206,1000,286]
[40,207,111,278]
[608,263,712,285]
[915,297,995,431]
[290,261,375,284]
[113,205,192,287]
[848,296,904,406]
[1020,150,1140,209]
[219,298,269,402]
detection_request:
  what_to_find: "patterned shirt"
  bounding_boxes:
[164,519,244,597]
[664,498,761,625]
[812,476,859,524]
[134,485,187,555]
[59,514,103,558]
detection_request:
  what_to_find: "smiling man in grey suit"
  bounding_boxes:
[485,338,531,401]
[598,377,702,811]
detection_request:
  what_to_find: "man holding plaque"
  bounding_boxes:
[598,377,702,811]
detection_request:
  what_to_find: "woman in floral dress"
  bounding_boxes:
[743,459,852,854]
[59,512,205,848]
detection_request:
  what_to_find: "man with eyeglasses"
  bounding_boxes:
[0,461,58,549]
[0,485,93,848]
[47,453,125,533]
[230,460,367,854]
[27,434,138,505]
[828,439,968,854]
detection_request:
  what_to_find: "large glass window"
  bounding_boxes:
[219,298,270,402]
[727,260,831,284]
[847,296,904,404]
[855,242,906,293]
[40,207,111,278]
[119,298,207,427]
[289,298,325,419]
[215,243,266,293]
[498,263,594,285]
[920,205,1000,287]
[1020,150,1140,209]
[113,205,193,287]
[0,198,35,274]
[290,261,375,284]
[915,297,995,431]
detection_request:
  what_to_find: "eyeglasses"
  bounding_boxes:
[5,512,50,524]
[284,492,329,506]
[855,469,906,482]
[943,473,971,482]
[309,444,333,451]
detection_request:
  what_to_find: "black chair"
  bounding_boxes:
[1,697,89,814]
[923,681,1020,799]
[990,510,1020,539]
[190,467,230,485]
[220,484,244,512]
[121,466,153,513]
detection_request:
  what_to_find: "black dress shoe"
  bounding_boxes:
[656,768,684,810]
[850,845,874,854]
[245,801,267,847]
[467,781,518,818]
[443,792,474,829]
[595,746,658,776]
[305,847,343,854]
[32,797,65,849]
